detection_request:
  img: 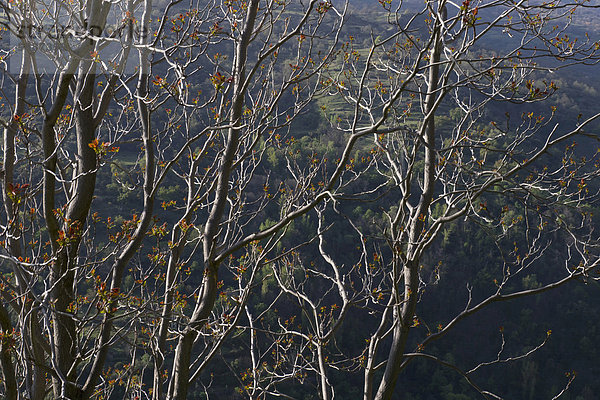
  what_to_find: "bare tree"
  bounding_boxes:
[1,0,600,399]
[0,0,354,398]
[235,1,600,399]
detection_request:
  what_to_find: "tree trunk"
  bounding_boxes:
[373,5,443,399]
[167,1,260,398]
